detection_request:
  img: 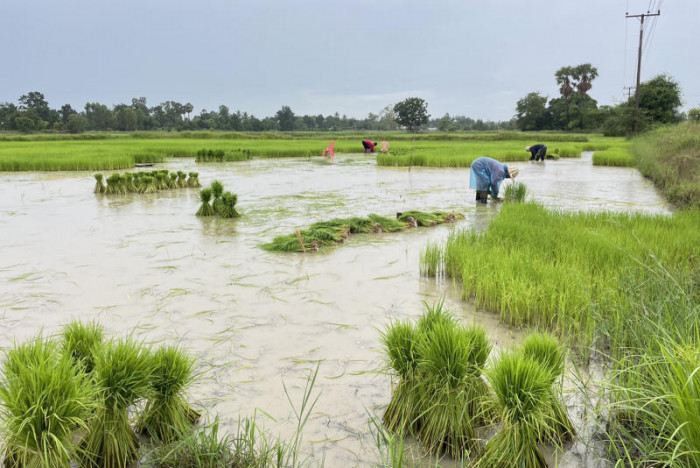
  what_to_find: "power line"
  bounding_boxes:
[626,8,661,134]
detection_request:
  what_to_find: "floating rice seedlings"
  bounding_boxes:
[94,174,106,194]
[195,188,215,217]
[504,182,527,203]
[62,319,105,374]
[219,191,240,218]
[0,336,97,468]
[81,338,153,468]
[474,351,557,468]
[415,321,491,458]
[187,172,201,188]
[138,345,200,443]
[367,214,406,232]
[210,180,224,214]
[522,332,575,443]
[381,320,422,435]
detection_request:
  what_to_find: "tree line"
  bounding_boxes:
[0,94,513,134]
[515,63,692,136]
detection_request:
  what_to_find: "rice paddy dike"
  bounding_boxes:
[0,126,688,466]
[0,130,634,171]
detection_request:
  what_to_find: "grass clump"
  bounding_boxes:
[219,191,240,218]
[262,211,463,253]
[473,351,558,468]
[138,345,200,443]
[503,181,527,203]
[0,336,97,468]
[210,180,224,214]
[187,171,201,187]
[93,173,106,194]
[592,148,635,167]
[61,319,104,374]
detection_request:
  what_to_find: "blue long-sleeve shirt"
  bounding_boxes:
[469,157,509,197]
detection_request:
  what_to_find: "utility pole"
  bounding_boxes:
[626,9,661,134]
[624,86,635,101]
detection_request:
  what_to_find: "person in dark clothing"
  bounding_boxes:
[362,140,378,154]
[526,144,547,161]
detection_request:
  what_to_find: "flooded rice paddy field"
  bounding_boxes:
[0,153,669,466]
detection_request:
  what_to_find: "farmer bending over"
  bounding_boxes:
[362,140,378,154]
[470,156,519,203]
[526,144,547,161]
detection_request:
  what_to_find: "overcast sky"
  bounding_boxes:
[2,0,698,121]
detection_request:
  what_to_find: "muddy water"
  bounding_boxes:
[0,153,669,467]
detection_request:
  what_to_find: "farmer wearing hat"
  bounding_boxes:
[469,156,519,202]
[526,144,547,161]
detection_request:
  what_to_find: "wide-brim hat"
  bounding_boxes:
[508,167,520,179]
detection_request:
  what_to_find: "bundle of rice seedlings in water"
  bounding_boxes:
[416,321,491,458]
[94,174,106,194]
[368,214,406,233]
[124,173,136,193]
[416,300,458,336]
[105,174,120,195]
[118,174,129,195]
[138,345,200,443]
[345,217,376,234]
[62,319,104,375]
[187,172,201,188]
[154,172,168,191]
[381,320,422,435]
[0,336,97,468]
[504,182,528,203]
[522,332,575,442]
[210,180,224,214]
[168,172,178,189]
[177,171,187,188]
[473,351,557,468]
[219,191,240,218]
[142,175,157,194]
[196,188,215,216]
[81,338,153,468]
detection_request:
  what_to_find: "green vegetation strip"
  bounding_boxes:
[261,211,464,252]
[94,170,200,195]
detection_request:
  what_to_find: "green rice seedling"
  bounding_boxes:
[196,188,216,217]
[142,175,157,194]
[138,345,200,443]
[367,214,407,232]
[503,181,527,203]
[187,172,201,188]
[219,191,240,218]
[105,173,120,195]
[522,332,575,443]
[420,242,443,277]
[473,351,557,468]
[592,148,635,167]
[124,173,136,192]
[210,180,224,214]
[118,174,129,195]
[0,335,97,468]
[81,337,153,468]
[397,211,441,227]
[62,319,104,375]
[94,173,106,194]
[176,171,187,188]
[415,299,458,337]
[168,172,178,189]
[415,321,491,458]
[381,320,422,435]
[154,172,168,190]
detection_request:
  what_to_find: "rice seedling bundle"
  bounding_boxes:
[168,172,178,189]
[187,172,201,187]
[474,351,558,468]
[176,171,187,188]
[262,211,463,253]
[94,173,106,194]
[503,182,527,203]
[195,188,216,217]
[210,180,224,214]
[105,173,120,195]
[0,336,97,468]
[81,338,153,468]
[138,345,200,443]
[414,321,492,458]
[62,319,105,375]
[522,332,575,443]
[381,320,423,435]
[154,172,168,190]
[219,191,240,218]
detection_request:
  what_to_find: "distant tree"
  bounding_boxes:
[66,114,88,134]
[275,106,296,131]
[554,64,598,128]
[60,104,77,123]
[183,103,194,121]
[85,102,114,130]
[394,97,430,170]
[637,74,682,124]
[114,106,137,131]
[688,107,700,123]
[0,102,18,130]
[15,116,36,133]
[515,92,549,131]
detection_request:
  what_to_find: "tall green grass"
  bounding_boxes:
[592,148,635,167]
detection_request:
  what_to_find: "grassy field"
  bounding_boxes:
[0,131,630,171]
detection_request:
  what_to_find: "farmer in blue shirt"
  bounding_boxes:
[470,156,519,202]
[526,144,547,161]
